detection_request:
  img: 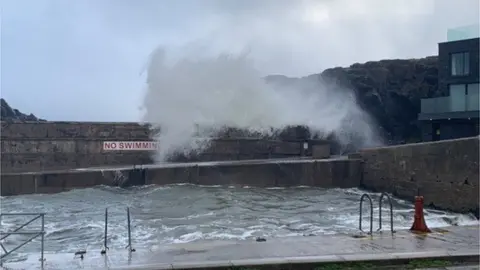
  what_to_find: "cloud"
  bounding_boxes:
[1,0,479,121]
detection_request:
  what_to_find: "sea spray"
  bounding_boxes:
[143,47,382,161]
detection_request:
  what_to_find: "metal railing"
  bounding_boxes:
[101,207,135,255]
[359,192,395,235]
[0,213,45,265]
[125,208,134,252]
[447,24,480,41]
[377,193,395,233]
[101,208,109,254]
[359,194,374,234]
[1,207,136,267]
[420,93,480,114]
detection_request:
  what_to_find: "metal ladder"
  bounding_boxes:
[101,207,136,254]
[359,192,395,235]
[0,213,46,266]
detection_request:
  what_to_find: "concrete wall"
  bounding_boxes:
[350,137,479,216]
[3,133,478,219]
[0,159,361,196]
[1,171,115,195]
[146,159,359,188]
[172,139,329,161]
[1,121,152,173]
[1,121,330,173]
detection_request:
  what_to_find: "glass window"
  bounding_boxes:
[449,84,466,111]
[467,83,479,95]
[467,83,479,111]
[451,52,470,76]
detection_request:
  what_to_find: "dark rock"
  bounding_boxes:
[1,98,46,122]
[265,56,439,144]
[0,56,439,145]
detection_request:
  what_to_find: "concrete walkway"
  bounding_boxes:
[2,225,479,270]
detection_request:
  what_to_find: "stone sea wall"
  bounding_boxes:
[351,136,479,217]
[1,132,478,218]
[1,122,330,173]
[0,159,361,196]
[1,121,152,172]
[0,121,335,196]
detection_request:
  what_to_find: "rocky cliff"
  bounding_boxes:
[1,56,439,144]
[1,98,45,122]
[266,56,439,144]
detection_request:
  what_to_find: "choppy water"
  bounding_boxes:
[1,184,478,262]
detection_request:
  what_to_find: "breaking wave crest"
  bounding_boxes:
[142,49,383,161]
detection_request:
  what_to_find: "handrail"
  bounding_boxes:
[0,215,42,241]
[125,207,135,252]
[101,208,109,254]
[0,213,45,265]
[1,213,46,216]
[359,194,374,234]
[100,207,135,255]
[377,192,395,233]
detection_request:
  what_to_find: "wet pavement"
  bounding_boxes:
[2,225,479,270]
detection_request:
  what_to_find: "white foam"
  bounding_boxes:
[173,231,204,243]
[167,212,216,221]
[2,185,478,259]
[142,49,383,162]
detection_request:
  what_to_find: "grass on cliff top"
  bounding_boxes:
[225,258,474,270]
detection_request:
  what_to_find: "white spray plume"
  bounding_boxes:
[142,47,383,162]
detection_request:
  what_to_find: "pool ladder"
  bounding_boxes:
[101,207,136,255]
[358,192,396,235]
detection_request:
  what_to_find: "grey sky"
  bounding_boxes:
[1,0,479,121]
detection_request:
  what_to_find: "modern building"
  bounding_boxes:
[419,25,479,141]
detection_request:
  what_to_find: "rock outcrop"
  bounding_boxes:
[266,56,439,144]
[1,98,45,122]
[0,56,439,144]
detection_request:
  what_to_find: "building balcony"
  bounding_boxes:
[419,94,479,120]
[447,24,479,42]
